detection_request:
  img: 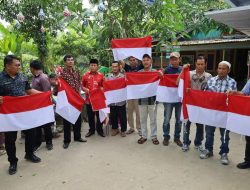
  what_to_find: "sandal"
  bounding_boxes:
[137,137,147,144]
[152,138,159,145]
[126,129,135,134]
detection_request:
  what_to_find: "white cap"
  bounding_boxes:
[219,61,231,69]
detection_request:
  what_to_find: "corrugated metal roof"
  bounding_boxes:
[178,38,250,46]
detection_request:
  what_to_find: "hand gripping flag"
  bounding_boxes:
[112,36,152,61]
[0,92,54,132]
[56,78,84,124]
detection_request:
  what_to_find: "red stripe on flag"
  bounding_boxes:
[104,77,126,92]
[159,74,178,87]
[111,36,152,48]
[228,95,250,116]
[126,72,160,85]
[58,78,84,111]
[186,89,228,112]
[89,88,106,111]
[0,92,52,114]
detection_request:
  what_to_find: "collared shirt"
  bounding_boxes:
[61,67,81,93]
[206,75,237,93]
[0,71,31,96]
[138,68,157,105]
[31,72,51,92]
[164,65,182,74]
[82,71,104,104]
[190,70,212,90]
[106,72,126,106]
[242,79,250,95]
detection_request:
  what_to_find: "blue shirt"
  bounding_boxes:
[164,65,182,74]
[206,75,237,93]
[242,79,250,95]
[0,71,31,96]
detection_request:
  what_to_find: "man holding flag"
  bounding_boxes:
[200,61,237,165]
[177,56,212,152]
[0,55,42,175]
[228,80,250,169]
[82,59,105,137]
[60,55,86,149]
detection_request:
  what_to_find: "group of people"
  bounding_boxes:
[0,52,250,176]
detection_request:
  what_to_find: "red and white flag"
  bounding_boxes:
[112,36,152,61]
[56,78,84,124]
[156,74,181,103]
[178,67,190,120]
[89,88,110,123]
[0,92,54,132]
[186,90,228,128]
[104,77,127,105]
[126,72,160,100]
[226,95,250,136]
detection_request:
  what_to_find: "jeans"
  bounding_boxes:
[245,136,250,163]
[139,104,157,139]
[205,126,230,155]
[162,102,182,140]
[183,120,204,146]
[110,105,127,132]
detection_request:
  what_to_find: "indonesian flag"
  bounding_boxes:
[89,88,110,123]
[186,89,228,128]
[56,78,84,124]
[226,95,250,136]
[104,77,127,105]
[112,36,152,61]
[0,92,54,132]
[178,67,190,120]
[126,72,160,100]
[156,74,181,103]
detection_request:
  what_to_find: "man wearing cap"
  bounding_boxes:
[82,59,105,137]
[200,61,237,165]
[61,55,87,149]
[228,80,250,169]
[162,52,183,147]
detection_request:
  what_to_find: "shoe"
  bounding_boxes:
[9,163,17,175]
[46,144,53,151]
[174,139,183,147]
[220,153,229,165]
[194,145,204,152]
[182,144,189,152]
[63,143,70,149]
[24,154,41,163]
[200,149,213,159]
[74,138,87,143]
[237,161,250,169]
[98,132,105,137]
[85,132,95,138]
[120,132,126,137]
[111,129,119,136]
[126,129,135,135]
[163,138,169,146]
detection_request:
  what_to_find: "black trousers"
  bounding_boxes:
[86,104,103,133]
[110,105,127,132]
[245,136,250,163]
[63,115,82,143]
[35,123,53,147]
[5,128,36,164]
